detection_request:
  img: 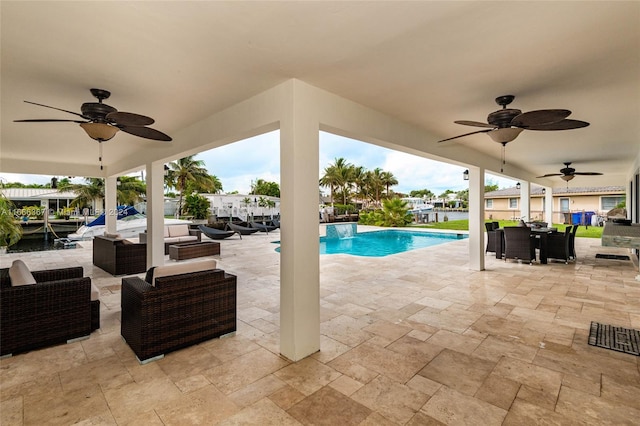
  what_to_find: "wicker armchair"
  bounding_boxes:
[121,267,237,363]
[503,226,537,264]
[0,266,97,356]
[93,235,147,275]
[546,226,573,264]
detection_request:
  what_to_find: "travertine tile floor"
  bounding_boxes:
[2,226,640,425]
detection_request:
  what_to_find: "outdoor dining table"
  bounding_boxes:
[494,227,558,264]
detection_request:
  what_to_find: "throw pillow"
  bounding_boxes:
[8,259,36,286]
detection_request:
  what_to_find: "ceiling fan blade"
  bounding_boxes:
[524,119,590,130]
[23,100,89,120]
[454,120,495,128]
[438,128,493,143]
[536,173,563,178]
[573,172,603,176]
[106,111,155,126]
[510,109,571,128]
[119,125,172,141]
[14,118,87,123]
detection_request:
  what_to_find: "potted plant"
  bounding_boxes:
[0,191,22,252]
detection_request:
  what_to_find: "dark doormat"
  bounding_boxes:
[595,254,631,261]
[588,322,640,356]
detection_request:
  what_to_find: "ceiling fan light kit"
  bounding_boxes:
[488,127,524,144]
[79,122,119,141]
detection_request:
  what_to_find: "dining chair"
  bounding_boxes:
[569,224,578,259]
[503,226,536,264]
[546,226,573,264]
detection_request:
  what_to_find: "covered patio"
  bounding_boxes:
[2,2,640,424]
[2,229,640,424]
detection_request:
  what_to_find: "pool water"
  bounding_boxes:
[320,229,467,257]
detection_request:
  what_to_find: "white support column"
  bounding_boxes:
[544,188,553,225]
[520,181,531,222]
[468,167,485,271]
[105,177,118,234]
[146,162,165,268]
[279,80,320,361]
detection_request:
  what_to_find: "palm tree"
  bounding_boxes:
[185,174,223,195]
[351,165,367,207]
[116,176,147,205]
[166,155,217,216]
[251,179,280,197]
[320,157,353,206]
[63,177,147,211]
[65,178,104,209]
[366,168,385,207]
[380,171,398,197]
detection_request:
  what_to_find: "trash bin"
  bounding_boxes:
[572,212,583,225]
[584,211,595,226]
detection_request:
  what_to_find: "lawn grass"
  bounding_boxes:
[411,219,603,238]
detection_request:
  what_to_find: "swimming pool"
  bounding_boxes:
[320,229,467,257]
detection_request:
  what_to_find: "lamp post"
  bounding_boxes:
[516,182,521,190]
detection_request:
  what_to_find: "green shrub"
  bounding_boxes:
[184,194,210,219]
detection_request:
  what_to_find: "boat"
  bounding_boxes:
[402,197,434,214]
[67,206,191,240]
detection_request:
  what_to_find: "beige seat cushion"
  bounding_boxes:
[168,225,190,237]
[8,260,36,286]
[164,226,170,237]
[149,259,217,286]
[91,283,100,301]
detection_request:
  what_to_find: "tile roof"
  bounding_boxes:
[485,186,625,198]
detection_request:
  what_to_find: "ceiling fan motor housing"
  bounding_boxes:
[487,108,521,128]
[81,102,117,122]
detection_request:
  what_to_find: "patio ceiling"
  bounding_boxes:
[1,2,639,186]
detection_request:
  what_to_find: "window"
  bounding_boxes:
[485,199,493,209]
[560,198,570,212]
[509,198,518,209]
[601,196,625,211]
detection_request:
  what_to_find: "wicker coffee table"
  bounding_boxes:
[169,241,221,260]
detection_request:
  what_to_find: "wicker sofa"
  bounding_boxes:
[139,224,202,254]
[1,263,99,357]
[93,235,147,276]
[120,259,237,363]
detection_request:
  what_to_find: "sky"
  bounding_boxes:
[1,130,515,195]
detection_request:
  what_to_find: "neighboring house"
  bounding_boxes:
[200,193,280,221]
[0,188,77,216]
[484,186,625,224]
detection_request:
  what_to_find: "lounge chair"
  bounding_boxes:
[250,221,278,233]
[227,222,260,235]
[198,224,240,240]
